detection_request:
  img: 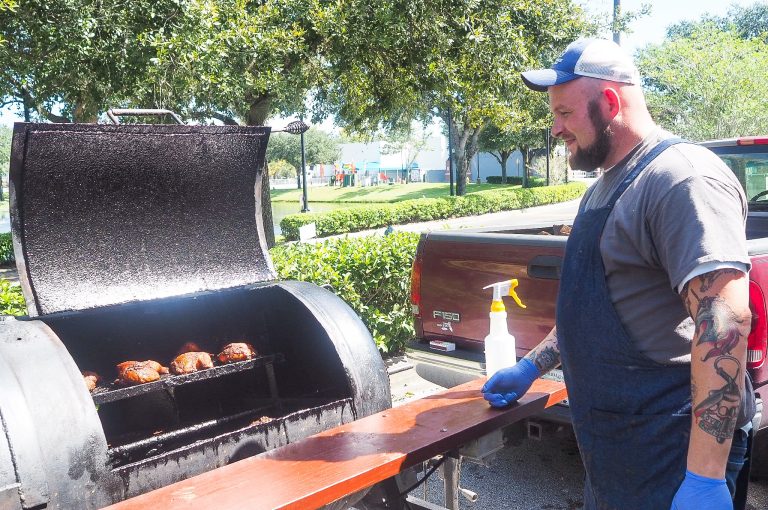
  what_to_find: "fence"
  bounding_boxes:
[270,177,329,189]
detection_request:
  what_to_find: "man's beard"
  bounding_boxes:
[569,100,612,171]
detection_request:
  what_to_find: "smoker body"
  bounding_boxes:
[0,123,390,509]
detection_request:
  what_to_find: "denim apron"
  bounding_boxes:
[556,138,694,509]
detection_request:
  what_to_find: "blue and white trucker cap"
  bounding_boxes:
[521,38,640,92]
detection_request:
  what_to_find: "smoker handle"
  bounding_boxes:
[106,109,184,125]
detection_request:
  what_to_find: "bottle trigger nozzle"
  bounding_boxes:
[483,279,526,312]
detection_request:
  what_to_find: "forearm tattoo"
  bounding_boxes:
[526,331,561,373]
[686,279,749,444]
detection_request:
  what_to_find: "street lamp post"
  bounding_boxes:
[299,126,309,212]
[275,119,311,213]
[447,107,455,196]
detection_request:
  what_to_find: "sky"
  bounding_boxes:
[1,0,765,128]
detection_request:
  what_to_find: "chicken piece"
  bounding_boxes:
[82,371,101,392]
[217,342,258,364]
[115,360,169,386]
[176,342,203,356]
[170,351,214,375]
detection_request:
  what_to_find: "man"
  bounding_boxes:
[482,38,755,510]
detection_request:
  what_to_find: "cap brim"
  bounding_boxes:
[521,69,580,92]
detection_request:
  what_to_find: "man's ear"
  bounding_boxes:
[602,87,621,118]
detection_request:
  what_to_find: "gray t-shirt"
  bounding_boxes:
[580,128,750,364]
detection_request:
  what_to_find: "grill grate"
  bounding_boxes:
[92,354,285,405]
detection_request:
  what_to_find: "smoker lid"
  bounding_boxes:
[10,123,276,316]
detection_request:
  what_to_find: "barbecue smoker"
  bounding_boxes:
[0,122,391,509]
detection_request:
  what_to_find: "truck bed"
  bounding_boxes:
[410,215,768,391]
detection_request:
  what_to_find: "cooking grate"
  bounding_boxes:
[92,353,285,405]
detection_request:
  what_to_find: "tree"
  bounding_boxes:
[380,123,430,180]
[478,124,516,184]
[0,0,180,122]
[144,0,325,127]
[267,128,341,187]
[316,0,591,195]
[636,24,768,141]
[268,159,297,179]
[666,3,768,41]
[478,88,553,185]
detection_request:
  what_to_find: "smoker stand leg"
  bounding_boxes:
[442,454,460,510]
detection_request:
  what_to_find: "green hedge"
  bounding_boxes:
[485,176,523,185]
[280,182,586,240]
[270,232,419,354]
[0,233,13,265]
[0,279,25,316]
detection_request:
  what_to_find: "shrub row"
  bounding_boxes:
[280,182,586,241]
[270,232,419,354]
[0,233,13,265]
[485,176,523,185]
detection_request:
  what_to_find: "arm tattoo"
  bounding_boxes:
[525,331,561,373]
[693,356,741,443]
[687,273,749,443]
[694,296,746,361]
[697,268,742,293]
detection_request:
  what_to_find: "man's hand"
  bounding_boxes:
[670,470,732,510]
[481,358,539,407]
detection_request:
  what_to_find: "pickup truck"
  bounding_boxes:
[407,136,768,470]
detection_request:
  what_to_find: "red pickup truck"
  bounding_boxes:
[408,136,768,470]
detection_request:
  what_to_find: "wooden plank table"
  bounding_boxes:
[104,377,567,510]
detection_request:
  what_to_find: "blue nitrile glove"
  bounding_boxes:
[481,358,539,408]
[670,470,732,510]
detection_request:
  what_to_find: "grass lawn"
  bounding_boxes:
[270,182,520,203]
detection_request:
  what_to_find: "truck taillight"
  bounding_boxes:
[748,280,767,370]
[737,136,768,146]
[410,245,423,317]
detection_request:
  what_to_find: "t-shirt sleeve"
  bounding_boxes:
[648,171,751,291]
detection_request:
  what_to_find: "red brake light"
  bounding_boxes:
[737,137,768,146]
[748,280,767,370]
[410,245,423,318]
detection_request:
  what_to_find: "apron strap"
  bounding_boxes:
[605,137,686,209]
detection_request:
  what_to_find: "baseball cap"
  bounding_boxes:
[521,38,640,92]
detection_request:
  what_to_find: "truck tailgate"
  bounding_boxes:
[417,231,567,356]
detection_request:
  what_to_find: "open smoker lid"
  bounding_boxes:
[10,123,276,316]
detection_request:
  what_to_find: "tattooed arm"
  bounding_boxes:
[681,268,751,478]
[523,326,562,374]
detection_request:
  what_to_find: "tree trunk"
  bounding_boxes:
[500,151,510,183]
[522,148,531,188]
[247,95,271,126]
[73,101,98,123]
[450,118,472,196]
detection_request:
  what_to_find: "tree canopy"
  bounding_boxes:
[666,3,768,40]
[144,0,326,126]
[267,127,340,186]
[315,0,591,194]
[0,125,10,173]
[637,23,768,141]
[0,0,180,122]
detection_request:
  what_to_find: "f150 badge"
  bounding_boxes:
[433,310,460,322]
[433,310,460,332]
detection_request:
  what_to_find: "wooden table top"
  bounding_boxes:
[104,377,567,510]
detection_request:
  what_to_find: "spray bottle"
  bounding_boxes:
[483,279,526,378]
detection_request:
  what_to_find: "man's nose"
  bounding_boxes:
[551,120,562,139]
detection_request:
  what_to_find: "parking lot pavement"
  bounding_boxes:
[387,355,444,406]
[388,360,768,509]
